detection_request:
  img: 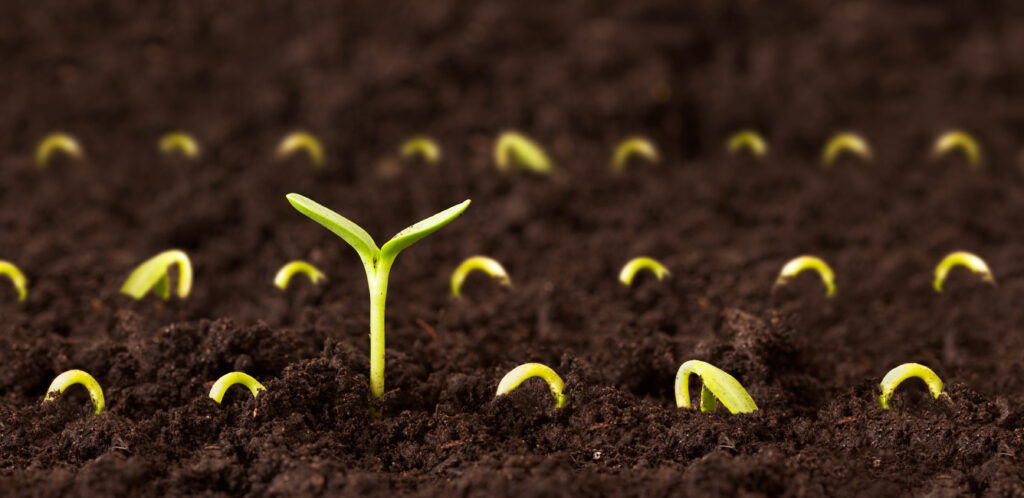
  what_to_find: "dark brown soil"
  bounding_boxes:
[4,0,1024,496]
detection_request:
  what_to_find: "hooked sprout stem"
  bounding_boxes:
[120,250,193,300]
[209,372,266,404]
[277,131,325,168]
[878,363,945,409]
[674,360,757,414]
[400,136,441,164]
[0,260,28,301]
[775,255,836,297]
[933,251,994,293]
[44,370,104,415]
[494,131,553,174]
[450,256,511,297]
[822,132,872,168]
[726,130,768,158]
[159,131,201,159]
[274,260,327,290]
[495,363,566,409]
[619,257,670,287]
[932,130,981,168]
[611,136,659,172]
[35,132,83,169]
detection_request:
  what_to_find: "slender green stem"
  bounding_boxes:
[368,260,392,400]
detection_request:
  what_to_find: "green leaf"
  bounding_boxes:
[379,200,471,264]
[120,250,192,300]
[286,194,379,264]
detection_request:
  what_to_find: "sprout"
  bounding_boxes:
[400,136,441,164]
[674,360,757,414]
[933,251,995,293]
[277,131,325,168]
[35,132,83,169]
[287,194,470,400]
[822,132,872,168]
[878,363,945,409]
[726,129,768,158]
[932,130,981,168]
[774,255,836,297]
[495,363,566,409]
[618,257,670,287]
[611,136,659,172]
[450,256,511,297]
[209,372,266,404]
[44,370,104,415]
[494,131,553,174]
[0,260,28,302]
[120,250,193,300]
[159,131,201,159]
[274,260,327,290]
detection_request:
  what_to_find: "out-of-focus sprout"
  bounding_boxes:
[619,257,670,287]
[494,131,553,174]
[774,255,836,297]
[932,130,981,168]
[611,136,659,172]
[35,133,83,169]
[277,131,325,168]
[0,260,28,301]
[450,256,511,297]
[274,260,326,290]
[726,130,768,158]
[933,251,995,293]
[159,131,201,159]
[822,132,872,168]
[400,136,441,164]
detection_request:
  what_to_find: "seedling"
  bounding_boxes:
[619,257,670,287]
[494,131,553,174]
[400,136,441,164]
[674,360,757,414]
[611,136,659,172]
[120,250,193,300]
[774,255,836,297]
[822,132,872,168]
[878,363,946,409]
[209,372,266,404]
[932,130,981,168]
[44,369,104,415]
[274,260,326,290]
[35,132,83,169]
[277,131,325,168]
[450,256,511,297]
[495,362,566,408]
[287,194,470,400]
[726,129,768,158]
[159,131,201,159]
[0,260,28,301]
[933,251,995,293]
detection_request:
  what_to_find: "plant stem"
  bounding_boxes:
[368,260,391,400]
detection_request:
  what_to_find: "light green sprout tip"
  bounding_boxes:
[495,362,566,409]
[35,132,83,169]
[274,260,326,290]
[450,256,511,297]
[775,255,836,297]
[822,132,872,168]
[120,250,193,300]
[159,131,201,159]
[277,131,325,168]
[933,251,995,293]
[0,260,28,302]
[287,194,470,400]
[726,129,768,158]
[619,256,670,287]
[209,372,266,404]
[675,360,758,414]
[494,131,553,175]
[611,136,659,172]
[44,369,104,415]
[932,130,981,168]
[878,363,946,410]
[400,136,441,164]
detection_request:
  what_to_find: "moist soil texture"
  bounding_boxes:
[4,0,1024,496]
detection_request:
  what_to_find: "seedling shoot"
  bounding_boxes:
[159,131,201,159]
[0,260,28,301]
[44,370,104,415]
[495,363,566,409]
[878,363,946,409]
[35,132,83,169]
[611,136,659,172]
[675,360,757,414]
[932,129,981,167]
[274,260,326,290]
[774,255,836,297]
[400,136,441,164]
[120,250,193,300]
[619,257,670,287]
[494,131,553,174]
[933,251,994,292]
[726,129,768,158]
[822,132,872,168]
[450,256,511,297]
[209,372,266,404]
[277,131,325,168]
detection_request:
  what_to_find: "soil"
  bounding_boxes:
[4,0,1024,496]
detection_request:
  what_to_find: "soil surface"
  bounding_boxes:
[4,0,1024,496]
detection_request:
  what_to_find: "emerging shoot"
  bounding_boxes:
[933,251,995,293]
[775,255,836,297]
[274,260,327,290]
[619,257,670,287]
[495,363,566,409]
[400,136,441,164]
[726,129,768,158]
[878,363,945,409]
[450,256,511,297]
[120,250,193,300]
[0,260,28,301]
[209,372,266,404]
[35,132,83,169]
[159,131,201,159]
[932,130,981,168]
[494,131,553,175]
[287,194,470,400]
[44,370,104,415]
[611,136,659,172]
[822,132,872,168]
[277,131,325,168]
[675,360,757,414]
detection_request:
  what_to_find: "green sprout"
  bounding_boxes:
[495,362,566,409]
[450,256,511,297]
[726,129,768,158]
[494,131,553,175]
[932,130,981,168]
[159,131,201,159]
[822,132,872,168]
[400,136,441,164]
[933,251,995,293]
[774,255,836,297]
[209,372,266,404]
[274,260,327,290]
[44,369,104,415]
[120,250,193,300]
[611,136,659,172]
[0,260,28,302]
[878,363,946,409]
[618,256,670,287]
[287,194,470,401]
[35,132,83,169]
[674,360,758,414]
[277,131,325,168]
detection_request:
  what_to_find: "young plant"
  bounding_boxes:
[209,372,266,404]
[619,256,670,287]
[274,260,326,290]
[675,360,757,414]
[611,136,659,172]
[35,132,83,169]
[159,131,201,159]
[494,131,553,175]
[450,256,511,297]
[0,260,28,302]
[822,132,872,168]
[400,136,441,164]
[933,251,995,293]
[774,255,836,297]
[44,369,104,415]
[287,194,470,400]
[495,362,566,409]
[120,250,193,300]
[932,130,981,168]
[878,363,945,409]
[277,131,325,168]
[726,129,768,158]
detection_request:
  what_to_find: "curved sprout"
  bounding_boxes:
[450,256,511,297]
[0,260,28,301]
[277,131,325,168]
[619,257,670,287]
[726,129,768,158]
[932,130,981,168]
[400,136,441,164]
[120,250,193,300]
[933,251,995,293]
[774,255,836,297]
[822,132,872,168]
[274,260,326,290]
[35,132,83,169]
[44,370,104,415]
[209,372,266,404]
[878,363,945,409]
[159,131,201,159]
[495,363,566,409]
[674,360,757,414]
[494,131,553,174]
[611,136,659,172]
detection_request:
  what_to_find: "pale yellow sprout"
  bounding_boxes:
[611,136,659,172]
[618,257,670,287]
[494,131,553,174]
[277,131,325,168]
[0,260,28,301]
[450,256,511,297]
[726,129,768,158]
[495,363,566,409]
[209,372,266,404]
[120,250,193,300]
[822,132,872,168]
[674,360,758,414]
[878,363,945,410]
[775,255,836,297]
[44,370,105,415]
[933,251,994,293]
[400,136,441,164]
[274,260,326,290]
[35,132,83,169]
[159,131,201,159]
[932,130,981,168]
